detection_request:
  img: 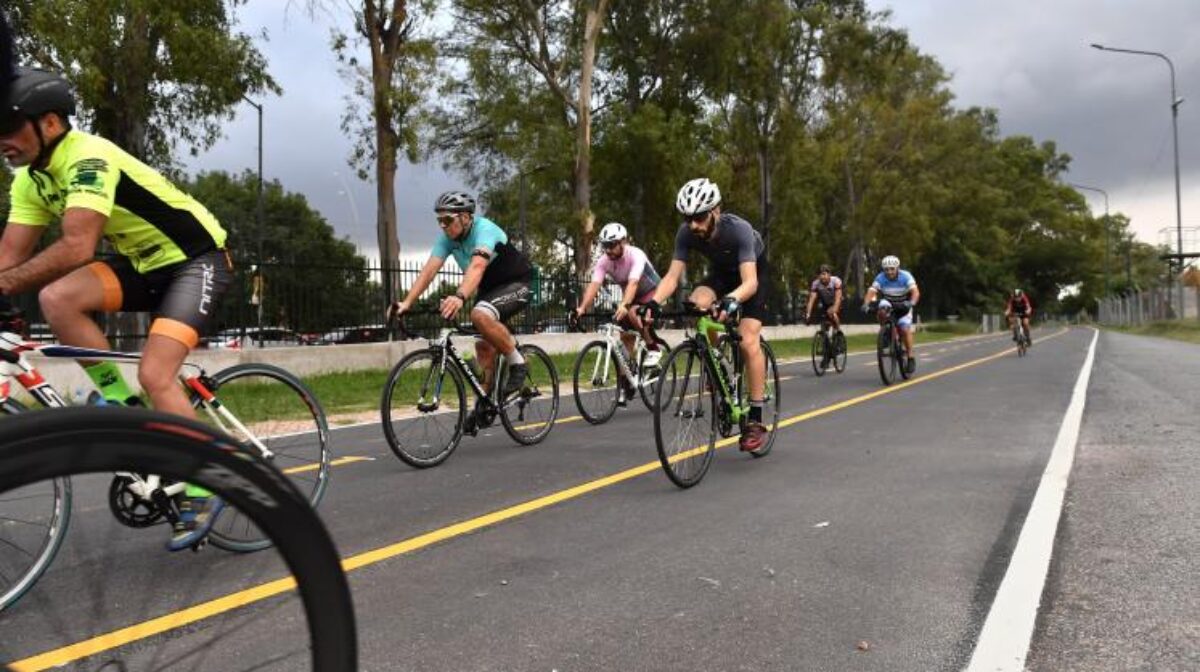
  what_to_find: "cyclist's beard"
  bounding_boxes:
[694,219,716,241]
[453,221,472,242]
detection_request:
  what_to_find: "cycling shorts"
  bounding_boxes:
[89,249,233,348]
[698,255,770,322]
[878,298,913,331]
[473,279,531,324]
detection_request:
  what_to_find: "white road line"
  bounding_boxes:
[965,328,1098,672]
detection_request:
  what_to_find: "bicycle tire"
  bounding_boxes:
[653,341,716,489]
[203,363,332,552]
[811,330,827,377]
[877,326,897,386]
[381,348,467,468]
[0,398,71,614]
[897,332,913,381]
[747,339,780,459]
[500,344,560,445]
[0,407,356,671]
[572,340,619,425]
[638,336,674,411]
[832,330,848,373]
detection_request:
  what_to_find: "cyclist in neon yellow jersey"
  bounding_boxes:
[0,68,233,550]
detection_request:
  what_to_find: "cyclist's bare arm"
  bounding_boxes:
[909,284,920,306]
[0,208,104,295]
[650,259,687,306]
[864,286,879,305]
[0,222,43,272]
[577,280,603,314]
[397,256,445,310]
[833,287,843,312]
[728,261,758,303]
[618,278,640,313]
[805,291,817,317]
[457,254,488,300]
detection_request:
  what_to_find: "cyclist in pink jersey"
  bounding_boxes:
[575,223,663,399]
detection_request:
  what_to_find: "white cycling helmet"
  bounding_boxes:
[598,222,628,245]
[881,255,901,270]
[676,178,722,216]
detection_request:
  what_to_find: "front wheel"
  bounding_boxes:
[653,341,716,488]
[877,326,898,386]
[811,329,827,377]
[572,340,619,424]
[500,344,560,445]
[381,348,467,468]
[201,363,331,552]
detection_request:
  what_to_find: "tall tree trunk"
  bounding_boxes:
[365,0,407,305]
[572,0,610,279]
[843,158,864,298]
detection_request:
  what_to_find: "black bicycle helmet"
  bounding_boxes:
[434,191,476,213]
[0,67,75,135]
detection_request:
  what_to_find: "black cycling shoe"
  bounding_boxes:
[906,357,916,375]
[502,363,528,399]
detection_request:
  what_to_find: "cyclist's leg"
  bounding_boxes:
[137,333,194,417]
[827,304,842,331]
[899,311,915,357]
[472,280,531,397]
[474,337,498,392]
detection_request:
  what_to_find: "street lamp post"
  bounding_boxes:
[1070,183,1110,294]
[242,95,265,343]
[1091,43,1185,311]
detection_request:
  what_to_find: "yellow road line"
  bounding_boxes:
[7,328,1073,671]
[282,455,371,475]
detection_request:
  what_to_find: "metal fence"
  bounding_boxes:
[1097,285,1200,326]
[9,256,890,349]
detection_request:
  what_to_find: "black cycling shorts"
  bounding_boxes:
[699,255,770,322]
[90,250,233,348]
[473,280,531,324]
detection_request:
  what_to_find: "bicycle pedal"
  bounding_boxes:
[190,538,208,553]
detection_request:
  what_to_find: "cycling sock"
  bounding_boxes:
[85,361,134,404]
[184,483,213,498]
[749,399,764,423]
[506,350,526,366]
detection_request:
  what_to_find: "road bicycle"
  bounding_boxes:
[569,313,674,424]
[0,407,355,671]
[808,311,847,377]
[0,331,331,612]
[651,303,780,488]
[874,299,914,386]
[381,315,560,468]
[1012,317,1031,356]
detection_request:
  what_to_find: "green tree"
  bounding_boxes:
[10,0,277,166]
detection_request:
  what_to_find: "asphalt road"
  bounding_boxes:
[2,326,1125,671]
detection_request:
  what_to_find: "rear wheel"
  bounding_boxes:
[0,407,357,670]
[500,344,560,445]
[653,341,716,488]
[201,363,331,552]
[897,330,913,381]
[832,330,848,373]
[381,349,466,468]
[572,340,619,424]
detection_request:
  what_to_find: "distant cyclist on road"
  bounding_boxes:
[0,68,233,550]
[388,191,534,432]
[805,264,843,332]
[574,222,664,404]
[641,177,770,452]
[1005,288,1033,346]
[862,255,921,374]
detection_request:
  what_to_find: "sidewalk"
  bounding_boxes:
[1025,331,1200,670]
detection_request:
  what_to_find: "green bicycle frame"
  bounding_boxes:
[693,314,747,424]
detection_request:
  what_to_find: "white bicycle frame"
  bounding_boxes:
[0,331,275,502]
[587,322,658,390]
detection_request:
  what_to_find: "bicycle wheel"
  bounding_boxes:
[832,330,848,373]
[201,363,331,552]
[811,330,827,377]
[653,341,716,488]
[877,327,897,386]
[747,339,781,459]
[572,340,619,424]
[0,407,356,671]
[638,336,675,411]
[500,344,560,445]
[382,348,467,468]
[897,332,913,381]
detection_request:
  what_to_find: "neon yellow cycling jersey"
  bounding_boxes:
[6,130,227,274]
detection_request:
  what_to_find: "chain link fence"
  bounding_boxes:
[1097,285,1200,326]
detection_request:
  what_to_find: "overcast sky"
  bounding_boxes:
[186,0,1200,258]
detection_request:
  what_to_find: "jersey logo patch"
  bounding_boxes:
[69,158,109,194]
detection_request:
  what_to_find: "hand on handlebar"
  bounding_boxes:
[637,300,661,322]
[386,300,408,323]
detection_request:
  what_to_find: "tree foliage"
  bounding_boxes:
[9,0,277,166]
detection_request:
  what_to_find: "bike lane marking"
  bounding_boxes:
[6,328,1073,671]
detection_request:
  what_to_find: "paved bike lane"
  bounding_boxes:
[1025,331,1200,671]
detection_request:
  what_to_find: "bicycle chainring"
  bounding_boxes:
[108,475,166,528]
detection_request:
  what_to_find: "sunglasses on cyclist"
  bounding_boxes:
[436,214,459,228]
[600,240,621,250]
[685,211,712,224]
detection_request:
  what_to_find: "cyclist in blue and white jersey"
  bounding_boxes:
[862,255,921,374]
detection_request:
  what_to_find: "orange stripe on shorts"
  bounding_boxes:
[87,262,123,312]
[150,318,199,349]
